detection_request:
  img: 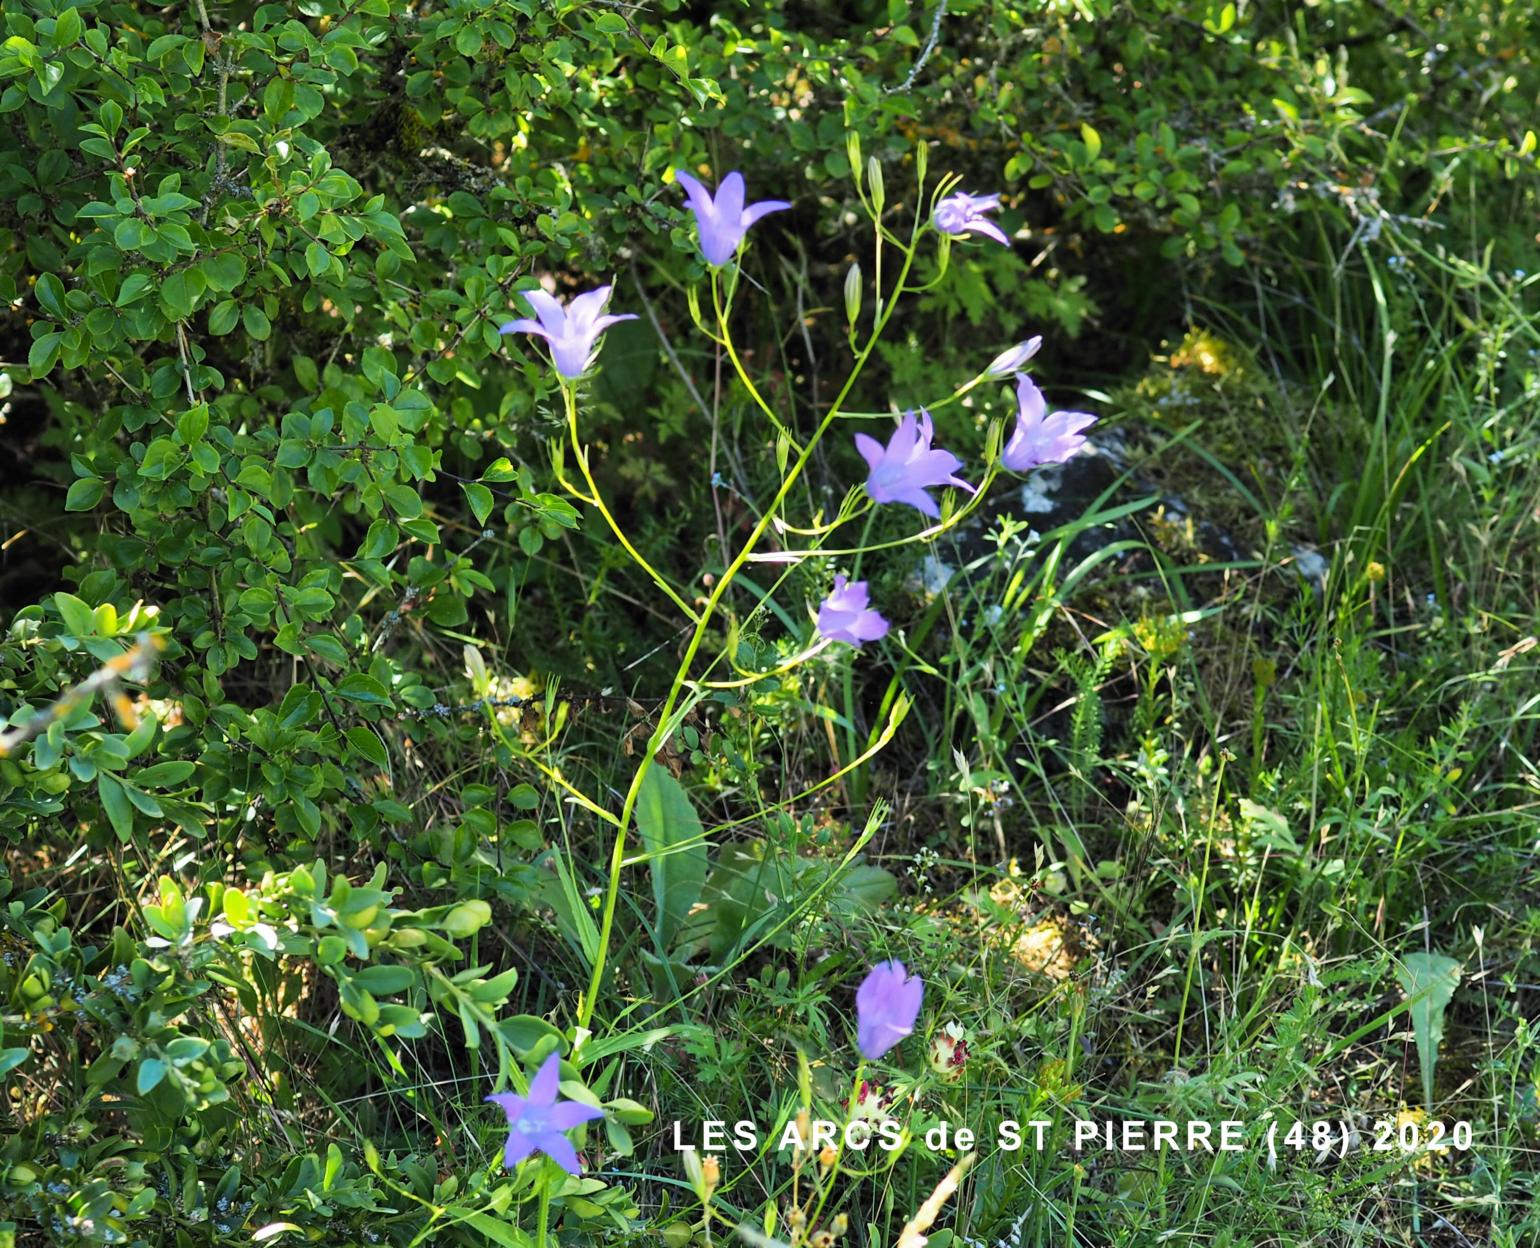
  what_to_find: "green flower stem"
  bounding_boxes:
[801,1061,869,1232]
[711,269,802,454]
[536,1167,552,1248]
[842,506,881,806]
[577,221,927,1036]
[563,382,700,623]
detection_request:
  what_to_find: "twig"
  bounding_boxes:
[0,634,165,758]
[889,0,949,95]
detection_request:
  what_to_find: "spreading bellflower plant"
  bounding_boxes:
[817,576,890,647]
[1000,373,1098,472]
[933,191,1009,246]
[486,1051,605,1175]
[499,285,637,380]
[675,169,791,266]
[856,409,973,518]
[855,960,924,1060]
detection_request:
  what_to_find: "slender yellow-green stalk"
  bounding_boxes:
[577,199,932,1034]
[563,383,699,622]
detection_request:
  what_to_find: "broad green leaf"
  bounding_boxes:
[634,767,707,952]
[177,404,209,445]
[135,1056,166,1094]
[462,481,494,526]
[54,591,96,635]
[28,330,63,376]
[65,477,104,511]
[1395,951,1462,1109]
[1080,121,1102,161]
[346,725,389,767]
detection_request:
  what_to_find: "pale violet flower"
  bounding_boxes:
[817,576,889,647]
[856,409,973,518]
[498,285,636,380]
[486,1051,605,1176]
[933,191,1009,246]
[674,169,790,266]
[1001,373,1097,472]
[856,960,923,1060]
[985,336,1043,378]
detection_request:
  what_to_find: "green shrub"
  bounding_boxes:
[2,0,1538,1245]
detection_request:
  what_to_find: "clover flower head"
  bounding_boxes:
[848,1079,896,1124]
[817,575,889,647]
[486,1051,605,1175]
[674,169,791,266]
[928,1021,969,1082]
[498,285,636,380]
[1000,373,1097,472]
[933,191,1009,246]
[855,409,974,519]
[985,336,1043,379]
[856,959,923,1060]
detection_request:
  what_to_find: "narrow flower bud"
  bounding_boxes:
[985,336,1043,378]
[844,262,862,328]
[867,157,885,214]
[847,131,863,185]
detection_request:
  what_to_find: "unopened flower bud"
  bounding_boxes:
[847,132,862,184]
[701,1154,720,1196]
[844,263,862,327]
[867,157,885,214]
[985,336,1043,379]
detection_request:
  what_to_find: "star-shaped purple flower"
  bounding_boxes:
[674,169,790,266]
[817,575,889,647]
[1000,373,1097,472]
[498,285,637,380]
[933,191,1010,247]
[486,1051,605,1175]
[856,960,923,1061]
[855,409,974,519]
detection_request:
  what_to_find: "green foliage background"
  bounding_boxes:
[1,0,1538,1245]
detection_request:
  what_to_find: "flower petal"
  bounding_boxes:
[551,339,593,379]
[485,1091,526,1124]
[591,313,640,334]
[714,171,745,223]
[673,169,714,218]
[503,1131,537,1169]
[1015,374,1048,425]
[965,219,1011,247]
[522,288,568,336]
[888,487,940,518]
[527,1051,562,1106]
[539,1133,584,1176]
[498,318,552,341]
[546,1100,606,1130]
[742,199,791,228]
[854,432,886,471]
[566,285,614,333]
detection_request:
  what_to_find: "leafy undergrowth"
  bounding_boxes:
[3,2,1540,1247]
